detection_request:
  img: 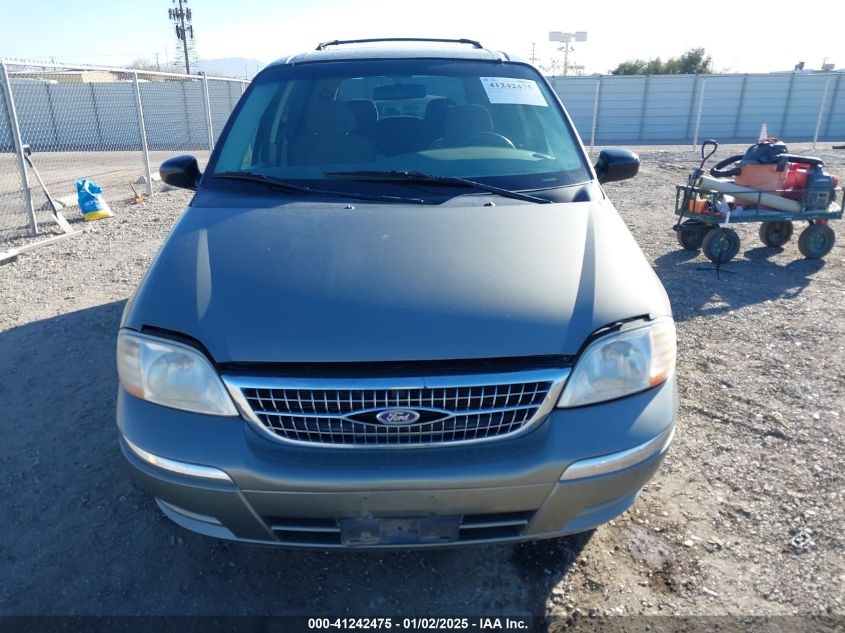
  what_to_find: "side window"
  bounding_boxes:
[260,83,294,168]
[335,77,368,100]
[215,81,284,172]
[419,76,466,106]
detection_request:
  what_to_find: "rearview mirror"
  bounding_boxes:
[160,155,202,190]
[373,84,426,100]
[594,148,639,184]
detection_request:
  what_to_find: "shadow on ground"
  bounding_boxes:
[0,301,588,617]
[653,246,824,321]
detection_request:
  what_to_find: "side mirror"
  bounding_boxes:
[160,155,202,190]
[594,148,639,184]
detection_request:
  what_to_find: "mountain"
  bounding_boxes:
[193,57,266,79]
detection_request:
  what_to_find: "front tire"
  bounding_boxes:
[702,227,741,264]
[797,224,835,259]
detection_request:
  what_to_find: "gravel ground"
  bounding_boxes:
[0,144,843,628]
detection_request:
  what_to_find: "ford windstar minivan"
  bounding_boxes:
[116,38,677,548]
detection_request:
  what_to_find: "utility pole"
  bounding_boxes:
[549,31,587,76]
[168,0,196,74]
[154,52,161,71]
[178,0,190,74]
[529,43,538,66]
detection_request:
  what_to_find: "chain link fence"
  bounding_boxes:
[0,59,248,245]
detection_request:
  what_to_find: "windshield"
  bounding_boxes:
[209,59,591,192]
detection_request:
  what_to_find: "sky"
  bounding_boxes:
[2,0,843,75]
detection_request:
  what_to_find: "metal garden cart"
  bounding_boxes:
[673,141,843,264]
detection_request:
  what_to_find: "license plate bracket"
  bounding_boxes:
[339,516,460,546]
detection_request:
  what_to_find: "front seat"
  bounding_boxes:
[421,98,455,146]
[346,99,379,138]
[429,104,494,149]
[288,101,377,166]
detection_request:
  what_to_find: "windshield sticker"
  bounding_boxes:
[481,77,548,107]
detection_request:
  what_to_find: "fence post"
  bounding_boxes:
[0,61,37,236]
[201,72,214,151]
[692,77,707,149]
[823,73,842,138]
[732,74,748,141]
[89,83,104,147]
[685,76,698,142]
[132,72,153,197]
[780,73,796,138]
[638,75,650,141]
[812,75,832,150]
[44,83,60,149]
[589,76,602,155]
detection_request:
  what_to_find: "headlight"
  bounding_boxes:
[557,318,676,408]
[117,330,238,416]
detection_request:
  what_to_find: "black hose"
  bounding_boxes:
[781,154,824,167]
[709,155,744,178]
[710,153,824,179]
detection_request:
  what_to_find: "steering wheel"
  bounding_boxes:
[454,132,515,149]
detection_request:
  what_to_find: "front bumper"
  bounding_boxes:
[117,376,677,548]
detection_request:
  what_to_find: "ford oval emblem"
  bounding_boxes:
[376,409,421,425]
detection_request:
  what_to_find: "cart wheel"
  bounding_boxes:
[797,223,835,259]
[759,221,793,247]
[676,220,708,251]
[702,227,740,264]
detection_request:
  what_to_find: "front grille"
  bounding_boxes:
[225,370,567,448]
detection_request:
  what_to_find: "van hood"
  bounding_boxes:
[122,193,671,363]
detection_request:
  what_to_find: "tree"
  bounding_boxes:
[643,57,665,74]
[610,48,712,75]
[675,48,712,74]
[611,59,649,75]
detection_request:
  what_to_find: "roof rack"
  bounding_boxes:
[315,38,483,51]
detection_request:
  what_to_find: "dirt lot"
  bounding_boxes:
[0,144,843,628]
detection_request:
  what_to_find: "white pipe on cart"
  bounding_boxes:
[697,176,802,213]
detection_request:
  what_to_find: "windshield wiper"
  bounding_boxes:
[324,170,551,204]
[212,171,426,204]
[214,171,315,193]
